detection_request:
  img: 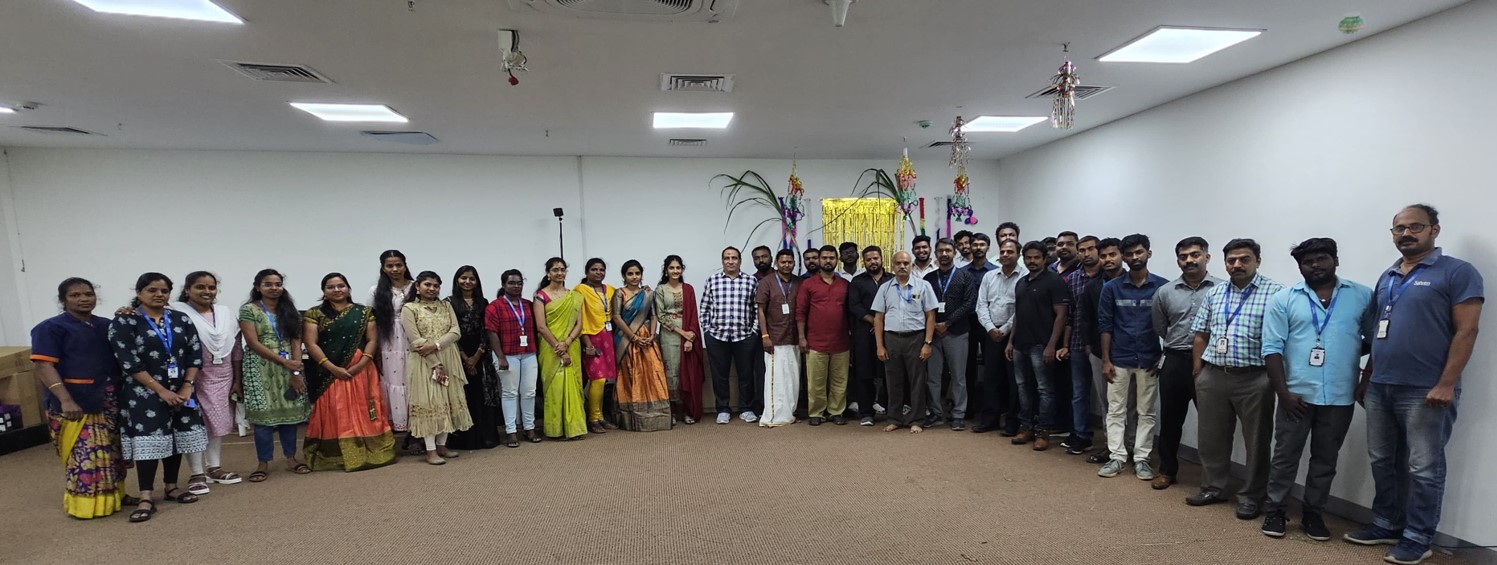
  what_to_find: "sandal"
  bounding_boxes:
[287,461,312,474]
[505,433,520,448]
[128,500,156,523]
[525,430,543,443]
[206,466,243,485]
[163,488,199,504]
[246,470,269,483]
[186,475,211,496]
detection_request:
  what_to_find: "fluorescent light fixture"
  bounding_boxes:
[0,107,15,115]
[71,0,244,24]
[1098,26,1262,64]
[290,103,408,123]
[965,116,1047,133]
[652,112,734,129]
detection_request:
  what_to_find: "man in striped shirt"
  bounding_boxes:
[703,246,765,425]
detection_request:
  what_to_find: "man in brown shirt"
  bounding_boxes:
[756,249,803,426]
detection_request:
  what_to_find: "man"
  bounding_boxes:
[996,222,1021,245]
[873,250,938,433]
[963,233,998,422]
[751,245,774,282]
[1259,238,1375,542]
[1186,239,1285,520]
[1006,241,1069,451]
[1058,235,1102,456]
[1150,236,1221,490]
[837,241,861,282]
[755,249,802,427]
[1043,237,1058,266]
[1082,237,1128,462]
[801,247,821,279]
[847,246,890,426]
[954,230,974,268]
[974,238,1025,434]
[702,246,765,425]
[923,238,978,430]
[1344,204,1482,565]
[1095,234,1169,481]
[797,245,851,426]
[1050,231,1079,275]
[911,235,938,280]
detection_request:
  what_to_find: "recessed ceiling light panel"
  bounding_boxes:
[652,112,734,129]
[0,107,15,115]
[291,103,408,123]
[71,0,244,24]
[1098,26,1262,64]
[965,116,1048,133]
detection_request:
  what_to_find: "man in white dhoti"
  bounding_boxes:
[756,249,803,427]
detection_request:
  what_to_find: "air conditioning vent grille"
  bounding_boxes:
[661,73,734,93]
[222,61,334,84]
[555,0,692,15]
[361,131,440,145]
[926,140,975,148]
[18,126,96,136]
[1026,84,1113,101]
[668,138,708,146]
[506,0,737,21]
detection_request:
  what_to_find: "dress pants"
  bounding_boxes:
[1195,364,1274,504]
[849,326,883,418]
[1266,402,1353,514]
[1156,349,1196,478]
[882,332,927,427]
[706,334,764,415]
[926,332,969,419]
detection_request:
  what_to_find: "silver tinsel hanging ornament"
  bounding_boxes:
[1050,48,1080,129]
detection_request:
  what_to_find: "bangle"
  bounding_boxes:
[48,382,64,390]
[317,358,331,366]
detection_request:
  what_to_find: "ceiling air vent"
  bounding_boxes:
[221,61,334,84]
[17,126,97,136]
[506,0,737,21]
[668,138,707,146]
[1025,84,1113,101]
[926,140,973,148]
[661,73,734,93]
[361,131,440,145]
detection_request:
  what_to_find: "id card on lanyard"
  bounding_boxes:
[260,301,290,358]
[1378,266,1423,339]
[505,296,528,348]
[142,313,179,380]
[595,286,613,332]
[776,276,793,315]
[1216,285,1254,354]
[935,268,956,313]
[1305,289,1339,367]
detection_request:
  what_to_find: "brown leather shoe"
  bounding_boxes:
[1151,474,1176,490]
[1033,433,1051,451]
[1010,430,1034,445]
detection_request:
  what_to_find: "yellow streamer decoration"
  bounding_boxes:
[820,197,906,256]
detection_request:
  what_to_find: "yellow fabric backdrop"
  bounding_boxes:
[820,197,906,255]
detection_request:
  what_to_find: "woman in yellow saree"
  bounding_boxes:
[533,257,587,440]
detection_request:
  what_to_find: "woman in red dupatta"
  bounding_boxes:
[653,255,706,423]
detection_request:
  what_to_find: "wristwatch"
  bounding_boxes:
[923,340,933,345]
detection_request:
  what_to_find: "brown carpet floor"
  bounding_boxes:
[0,421,1472,565]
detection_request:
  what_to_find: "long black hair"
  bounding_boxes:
[447,265,487,322]
[129,272,173,308]
[373,249,411,345]
[406,271,443,303]
[247,268,302,340]
[539,257,567,293]
[317,272,351,319]
[659,255,684,285]
[177,271,218,303]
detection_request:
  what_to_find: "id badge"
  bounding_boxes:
[519,335,528,347]
[780,304,790,315]
[1214,337,1230,354]
[166,363,180,380]
[1309,347,1326,367]
[605,322,614,332]
[212,354,224,365]
[278,350,290,360]
[1376,319,1389,339]
[937,302,946,313]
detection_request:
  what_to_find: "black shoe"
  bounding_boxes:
[1236,500,1262,520]
[1302,512,1331,541]
[1185,490,1228,507]
[1062,437,1092,455]
[1085,450,1111,464]
[924,417,945,428]
[950,418,965,431]
[999,427,1019,437]
[809,417,823,426]
[832,415,847,426]
[971,423,997,433]
[1261,511,1287,538]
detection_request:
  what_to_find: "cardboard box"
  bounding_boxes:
[0,346,33,374]
[0,346,43,429]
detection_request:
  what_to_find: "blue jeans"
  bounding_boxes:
[1011,345,1056,431]
[1069,351,1093,440]
[253,424,299,463]
[1366,383,1459,546]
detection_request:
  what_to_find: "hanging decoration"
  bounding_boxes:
[780,162,806,251]
[894,149,919,232]
[947,117,977,227]
[1050,43,1080,129]
[1338,13,1365,34]
[948,116,971,168]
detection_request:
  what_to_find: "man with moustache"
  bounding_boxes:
[837,241,862,282]
[1079,238,1128,461]
[975,238,1026,434]
[847,246,890,426]
[964,233,997,421]
[996,222,1021,245]
[1058,235,1103,455]
[1096,234,1169,481]
[1344,204,1482,565]
[911,235,938,280]
[1150,237,1221,490]
[704,247,765,424]
[1007,241,1070,451]
[924,238,978,430]
[1186,239,1285,520]
[873,251,939,434]
[801,247,821,280]
[1258,238,1375,542]
[798,245,851,426]
[1051,232,1080,275]
[954,231,974,268]
[751,245,774,282]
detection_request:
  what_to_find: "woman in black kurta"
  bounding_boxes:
[445,266,500,449]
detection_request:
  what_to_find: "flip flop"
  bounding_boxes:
[128,500,156,523]
[163,488,199,504]
[291,464,312,475]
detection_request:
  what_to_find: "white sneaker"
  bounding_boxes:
[716,412,731,424]
[740,411,759,423]
[874,403,887,415]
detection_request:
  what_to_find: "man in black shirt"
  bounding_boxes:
[924,238,978,430]
[847,246,889,426]
[1006,241,1070,451]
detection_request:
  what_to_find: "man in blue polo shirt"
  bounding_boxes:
[1259,238,1376,542]
[1096,234,1169,482]
[1343,204,1483,565]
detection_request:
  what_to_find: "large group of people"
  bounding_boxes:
[27,203,1480,565]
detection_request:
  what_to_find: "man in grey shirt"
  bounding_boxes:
[873,251,939,433]
[1149,236,1223,490]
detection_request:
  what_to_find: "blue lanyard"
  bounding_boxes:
[935,268,957,297]
[1305,287,1340,341]
[592,285,609,315]
[141,312,175,364]
[1383,266,1424,317]
[504,296,527,334]
[775,276,792,302]
[259,301,287,353]
[1222,284,1254,329]
[894,280,913,303]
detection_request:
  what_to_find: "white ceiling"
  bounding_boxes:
[0,0,1468,160]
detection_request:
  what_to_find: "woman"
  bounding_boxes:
[574,258,617,434]
[485,269,540,447]
[369,250,413,435]
[302,273,397,472]
[654,255,706,424]
[445,266,499,450]
[109,273,208,522]
[402,271,473,465]
[238,269,311,482]
[31,278,127,519]
[172,272,243,493]
[533,258,587,440]
[611,261,672,431]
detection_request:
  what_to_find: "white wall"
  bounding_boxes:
[997,0,1497,545]
[0,150,29,344]
[0,149,1000,336]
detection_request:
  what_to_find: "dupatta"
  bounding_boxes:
[678,283,706,416]
[305,305,372,404]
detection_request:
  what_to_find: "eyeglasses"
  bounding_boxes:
[1390,223,1429,235]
